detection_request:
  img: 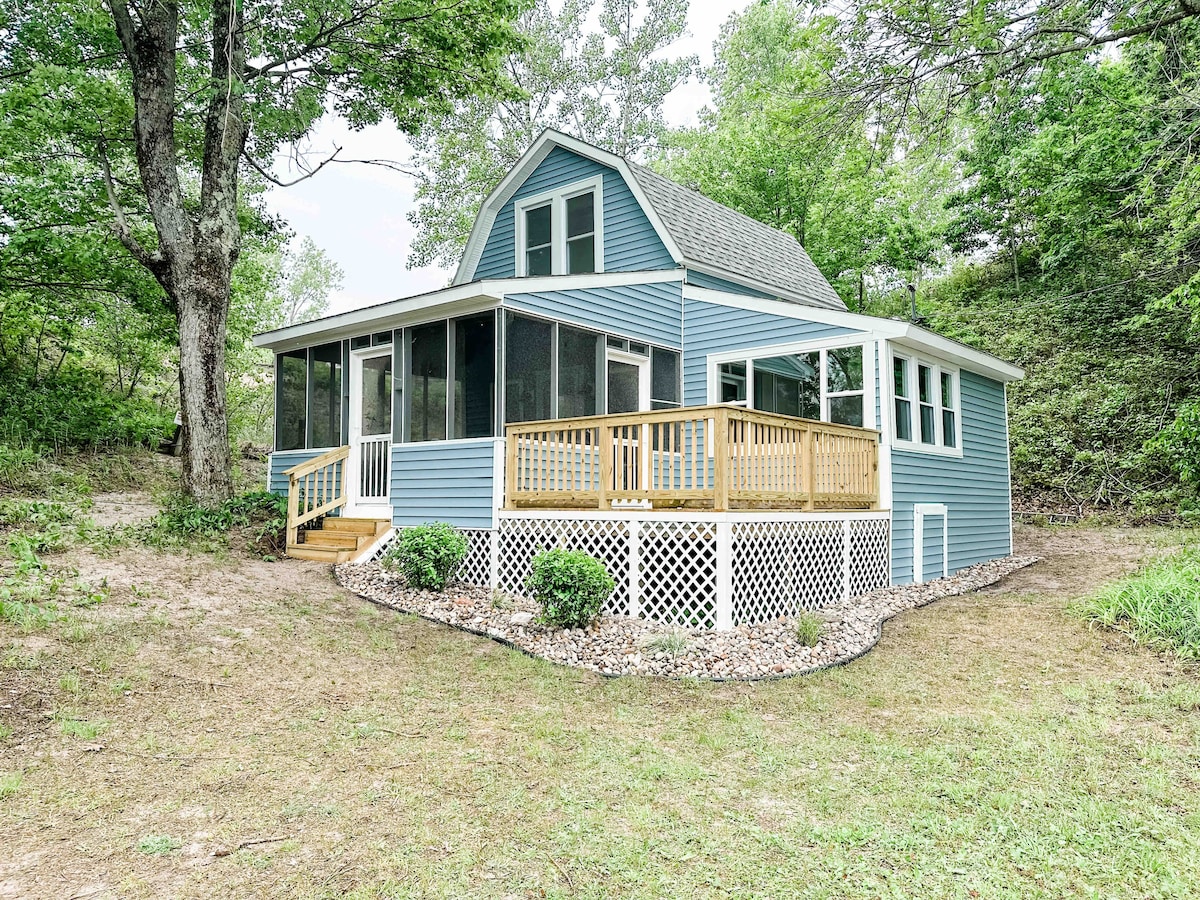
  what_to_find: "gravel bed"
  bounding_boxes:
[334,555,1039,680]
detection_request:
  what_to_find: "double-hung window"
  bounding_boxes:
[892,350,960,454]
[515,177,604,277]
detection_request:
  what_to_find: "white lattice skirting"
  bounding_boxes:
[485,511,891,631]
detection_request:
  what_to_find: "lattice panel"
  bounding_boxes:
[731,519,846,624]
[455,529,493,587]
[637,520,718,630]
[497,518,630,612]
[848,518,890,597]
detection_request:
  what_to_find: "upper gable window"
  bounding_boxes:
[514,176,604,277]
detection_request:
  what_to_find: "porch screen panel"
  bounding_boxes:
[651,348,680,410]
[505,313,552,423]
[409,321,447,442]
[453,313,496,439]
[557,325,600,418]
[307,342,342,449]
[276,349,307,451]
[361,354,392,436]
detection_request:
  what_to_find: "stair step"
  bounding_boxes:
[287,544,354,563]
[302,532,364,550]
[320,517,390,535]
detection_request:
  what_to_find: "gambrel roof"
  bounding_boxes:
[453,130,847,311]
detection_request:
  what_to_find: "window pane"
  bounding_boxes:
[566,192,593,238]
[351,335,370,350]
[525,203,551,247]
[526,245,552,277]
[919,364,933,404]
[830,395,864,427]
[895,398,912,441]
[719,362,747,403]
[308,342,342,448]
[371,331,392,346]
[607,360,641,414]
[505,314,553,423]
[651,348,680,405]
[920,404,936,444]
[409,322,446,442]
[753,353,819,418]
[276,350,307,451]
[557,326,600,419]
[894,357,909,398]
[827,346,863,392]
[567,235,595,274]
[943,410,957,448]
[361,354,393,437]
[453,313,495,439]
[941,371,954,408]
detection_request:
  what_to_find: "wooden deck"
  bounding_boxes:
[505,405,880,512]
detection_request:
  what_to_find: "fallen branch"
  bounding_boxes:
[212,836,288,858]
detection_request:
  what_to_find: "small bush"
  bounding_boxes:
[795,612,823,647]
[1079,549,1200,659]
[382,523,467,591]
[526,549,614,629]
[645,631,690,659]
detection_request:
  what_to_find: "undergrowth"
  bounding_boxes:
[137,491,288,557]
[1079,548,1200,659]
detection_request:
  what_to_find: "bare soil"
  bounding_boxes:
[1,523,1195,899]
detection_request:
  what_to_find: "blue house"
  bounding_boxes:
[255,130,1022,630]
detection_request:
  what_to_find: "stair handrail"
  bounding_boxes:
[285,445,350,547]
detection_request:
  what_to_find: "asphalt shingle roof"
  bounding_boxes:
[627,162,847,311]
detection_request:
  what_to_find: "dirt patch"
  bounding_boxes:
[978,524,1158,598]
[88,493,162,529]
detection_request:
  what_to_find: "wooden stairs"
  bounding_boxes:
[287,516,391,563]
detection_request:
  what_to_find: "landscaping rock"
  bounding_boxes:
[334,555,1039,681]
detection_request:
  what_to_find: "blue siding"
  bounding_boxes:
[391,439,496,529]
[891,371,1012,583]
[685,270,776,300]
[474,146,674,280]
[505,281,682,348]
[267,449,327,494]
[681,299,863,405]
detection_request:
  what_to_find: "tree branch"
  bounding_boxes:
[242,146,342,186]
[97,137,161,271]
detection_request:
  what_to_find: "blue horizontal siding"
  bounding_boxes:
[505,281,682,348]
[685,270,776,299]
[267,449,329,494]
[391,440,496,529]
[474,146,674,281]
[891,371,1012,584]
[681,298,863,405]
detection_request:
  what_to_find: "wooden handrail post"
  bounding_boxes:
[713,408,730,512]
[597,423,613,510]
[505,434,518,510]
[286,475,300,548]
[802,425,816,511]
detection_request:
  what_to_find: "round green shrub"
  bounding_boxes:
[526,549,615,629]
[382,523,468,591]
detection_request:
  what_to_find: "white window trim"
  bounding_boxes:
[514,175,605,277]
[888,345,963,458]
[705,337,876,430]
[605,347,652,413]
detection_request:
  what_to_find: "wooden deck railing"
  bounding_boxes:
[283,445,350,546]
[505,405,879,511]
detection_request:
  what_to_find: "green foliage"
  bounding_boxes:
[135,834,181,855]
[138,491,288,556]
[526,549,614,629]
[645,630,690,659]
[1080,549,1200,660]
[794,612,823,648]
[382,523,468,592]
[0,772,22,799]
[0,499,73,530]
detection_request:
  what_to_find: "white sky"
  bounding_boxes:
[261,1,750,315]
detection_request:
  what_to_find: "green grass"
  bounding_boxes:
[136,835,182,855]
[0,772,21,799]
[1080,549,1200,658]
[795,611,823,647]
[644,631,690,659]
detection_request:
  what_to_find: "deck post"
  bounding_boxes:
[715,518,733,630]
[713,408,730,512]
[802,427,816,511]
[627,519,641,619]
[597,423,613,510]
[286,476,300,548]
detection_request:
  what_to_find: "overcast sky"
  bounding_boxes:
[261,1,750,315]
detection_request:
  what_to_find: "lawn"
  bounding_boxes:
[2,523,1199,898]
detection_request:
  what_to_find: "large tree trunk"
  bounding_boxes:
[106,0,247,506]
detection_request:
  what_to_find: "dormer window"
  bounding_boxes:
[515,176,604,277]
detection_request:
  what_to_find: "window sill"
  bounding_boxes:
[891,439,964,459]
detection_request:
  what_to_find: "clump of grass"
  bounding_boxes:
[0,772,22,799]
[59,718,107,739]
[795,612,823,648]
[1079,549,1200,659]
[136,835,182,855]
[645,631,690,659]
